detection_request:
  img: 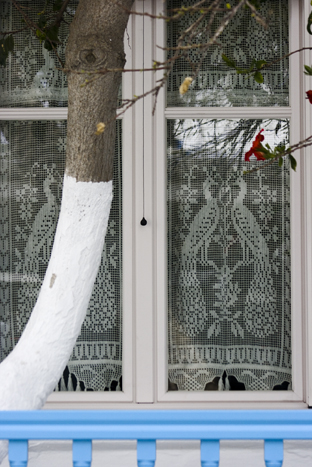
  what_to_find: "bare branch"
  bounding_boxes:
[50,0,72,28]
[0,26,28,35]
[245,0,268,29]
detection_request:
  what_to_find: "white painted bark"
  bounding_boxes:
[0,175,112,463]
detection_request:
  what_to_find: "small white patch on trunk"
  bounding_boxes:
[0,174,112,410]
[49,273,57,288]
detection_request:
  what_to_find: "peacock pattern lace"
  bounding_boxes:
[0,0,122,391]
[0,120,123,391]
[167,119,291,391]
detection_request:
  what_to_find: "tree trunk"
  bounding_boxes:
[66,0,133,183]
[0,1,133,462]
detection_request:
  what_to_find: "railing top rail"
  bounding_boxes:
[1,410,312,441]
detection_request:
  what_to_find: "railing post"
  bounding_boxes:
[264,440,284,467]
[72,440,92,467]
[137,440,156,467]
[201,440,219,467]
[8,440,28,467]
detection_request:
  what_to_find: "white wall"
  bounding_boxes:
[2,440,312,467]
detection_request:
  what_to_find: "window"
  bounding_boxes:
[0,0,125,400]
[0,0,310,408]
[166,0,291,393]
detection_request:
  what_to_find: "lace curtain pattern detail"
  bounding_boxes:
[167,119,291,391]
[167,0,288,107]
[0,120,123,391]
[0,0,78,107]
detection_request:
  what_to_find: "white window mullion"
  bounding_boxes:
[133,1,156,403]
[0,108,68,120]
[287,0,304,402]
[120,16,135,402]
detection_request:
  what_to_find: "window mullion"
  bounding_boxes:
[288,0,304,402]
[133,1,156,403]
[0,108,68,120]
[154,0,168,401]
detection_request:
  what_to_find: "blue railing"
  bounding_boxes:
[1,410,312,467]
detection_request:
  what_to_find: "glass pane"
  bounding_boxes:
[167,119,291,391]
[0,0,78,107]
[0,120,122,391]
[166,0,289,107]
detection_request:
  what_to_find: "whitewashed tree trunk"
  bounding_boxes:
[0,0,133,463]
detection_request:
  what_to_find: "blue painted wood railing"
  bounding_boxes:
[1,410,312,467]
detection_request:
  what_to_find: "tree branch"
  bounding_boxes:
[245,135,312,174]
[51,0,72,28]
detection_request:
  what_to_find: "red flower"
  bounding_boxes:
[306,90,312,104]
[245,129,266,161]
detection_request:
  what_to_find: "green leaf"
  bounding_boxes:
[276,145,285,154]
[221,54,236,69]
[307,11,312,35]
[44,39,53,51]
[46,25,59,42]
[255,59,267,69]
[278,157,283,167]
[0,46,8,67]
[52,0,63,11]
[4,35,14,52]
[36,29,46,41]
[254,71,264,83]
[37,14,47,29]
[246,0,263,8]
[0,38,10,67]
[44,25,59,51]
[304,64,312,75]
[289,154,297,171]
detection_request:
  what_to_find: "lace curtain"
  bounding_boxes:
[0,0,123,391]
[0,0,77,107]
[167,119,291,391]
[167,0,291,391]
[167,0,288,107]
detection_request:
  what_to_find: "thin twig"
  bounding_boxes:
[50,0,72,28]
[245,0,268,29]
[0,26,28,35]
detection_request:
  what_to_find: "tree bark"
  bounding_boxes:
[0,1,133,463]
[65,0,133,182]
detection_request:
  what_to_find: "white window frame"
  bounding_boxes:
[133,0,308,407]
[1,0,311,409]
